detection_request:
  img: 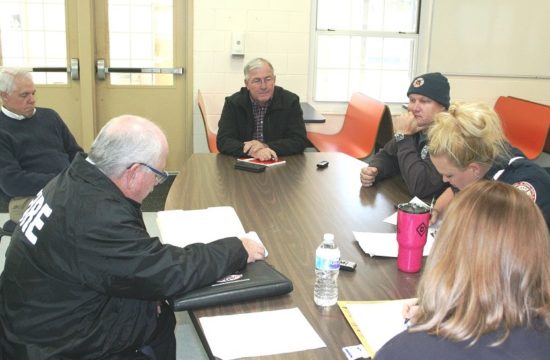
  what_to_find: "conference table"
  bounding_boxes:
[165,152,421,359]
[300,102,326,123]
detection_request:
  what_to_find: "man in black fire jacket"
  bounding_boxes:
[0,115,265,359]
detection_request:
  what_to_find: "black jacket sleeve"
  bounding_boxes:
[75,200,248,300]
[263,92,308,156]
[368,138,401,181]
[216,95,252,156]
[369,135,446,198]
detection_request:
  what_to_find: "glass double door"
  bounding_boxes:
[0,0,191,169]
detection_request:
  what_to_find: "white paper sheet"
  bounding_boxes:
[156,206,267,255]
[199,308,326,360]
[346,299,415,356]
[353,231,434,257]
[383,196,430,225]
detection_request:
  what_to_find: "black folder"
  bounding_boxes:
[171,261,293,311]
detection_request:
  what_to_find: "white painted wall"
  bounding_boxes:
[193,0,311,153]
[193,0,550,153]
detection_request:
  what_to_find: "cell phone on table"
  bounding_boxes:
[234,161,266,173]
[316,160,329,169]
[340,259,357,271]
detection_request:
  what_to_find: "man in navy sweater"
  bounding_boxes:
[0,68,82,223]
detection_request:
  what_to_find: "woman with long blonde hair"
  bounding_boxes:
[376,181,550,359]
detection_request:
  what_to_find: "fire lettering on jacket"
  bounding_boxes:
[19,190,52,245]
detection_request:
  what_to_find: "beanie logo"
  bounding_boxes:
[412,77,424,88]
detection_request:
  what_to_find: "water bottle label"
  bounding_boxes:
[315,257,340,270]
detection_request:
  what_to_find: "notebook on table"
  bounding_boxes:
[171,261,293,311]
[237,157,286,167]
[157,206,293,311]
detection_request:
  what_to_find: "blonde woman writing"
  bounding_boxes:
[376,181,550,359]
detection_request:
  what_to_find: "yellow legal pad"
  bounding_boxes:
[338,298,416,358]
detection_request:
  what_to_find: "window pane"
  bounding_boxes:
[348,69,382,99]
[0,0,68,84]
[108,0,173,86]
[382,38,412,70]
[316,69,350,102]
[317,0,419,32]
[317,36,350,68]
[380,70,410,102]
[315,35,413,102]
[315,0,418,103]
[383,0,418,32]
[317,0,354,30]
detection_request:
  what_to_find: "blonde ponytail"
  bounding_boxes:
[427,102,509,168]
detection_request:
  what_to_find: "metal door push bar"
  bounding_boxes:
[96,59,183,80]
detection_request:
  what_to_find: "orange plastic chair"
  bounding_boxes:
[494,96,550,159]
[306,92,393,159]
[197,89,219,153]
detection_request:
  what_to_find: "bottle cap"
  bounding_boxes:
[323,233,334,241]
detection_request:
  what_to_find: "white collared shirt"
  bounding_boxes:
[1,106,36,120]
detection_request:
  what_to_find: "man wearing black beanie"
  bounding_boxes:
[360,72,450,199]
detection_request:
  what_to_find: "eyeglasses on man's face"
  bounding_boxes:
[135,162,169,185]
[249,76,275,86]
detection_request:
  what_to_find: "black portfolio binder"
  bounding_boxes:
[171,261,293,311]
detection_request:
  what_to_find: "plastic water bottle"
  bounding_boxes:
[314,233,340,306]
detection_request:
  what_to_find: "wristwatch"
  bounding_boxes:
[394,133,406,142]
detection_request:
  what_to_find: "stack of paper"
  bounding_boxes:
[353,231,435,258]
[156,206,266,255]
[200,308,326,359]
[354,196,436,257]
[237,157,286,167]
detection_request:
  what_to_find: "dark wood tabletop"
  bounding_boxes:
[165,152,421,359]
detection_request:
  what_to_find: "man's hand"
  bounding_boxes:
[243,140,265,155]
[392,112,426,135]
[239,237,266,263]
[243,140,277,160]
[360,166,378,187]
[252,147,277,161]
[243,140,277,161]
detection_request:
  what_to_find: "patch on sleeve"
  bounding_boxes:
[512,181,537,202]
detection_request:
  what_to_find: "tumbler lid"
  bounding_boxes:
[323,233,334,241]
[397,202,430,214]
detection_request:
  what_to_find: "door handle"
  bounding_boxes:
[96,59,183,80]
[70,58,79,80]
[4,58,80,80]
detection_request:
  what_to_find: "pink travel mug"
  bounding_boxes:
[396,203,430,273]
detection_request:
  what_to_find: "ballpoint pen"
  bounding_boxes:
[429,196,435,214]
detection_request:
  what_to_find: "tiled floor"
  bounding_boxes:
[0,212,208,360]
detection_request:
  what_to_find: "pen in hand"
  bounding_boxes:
[402,301,418,327]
